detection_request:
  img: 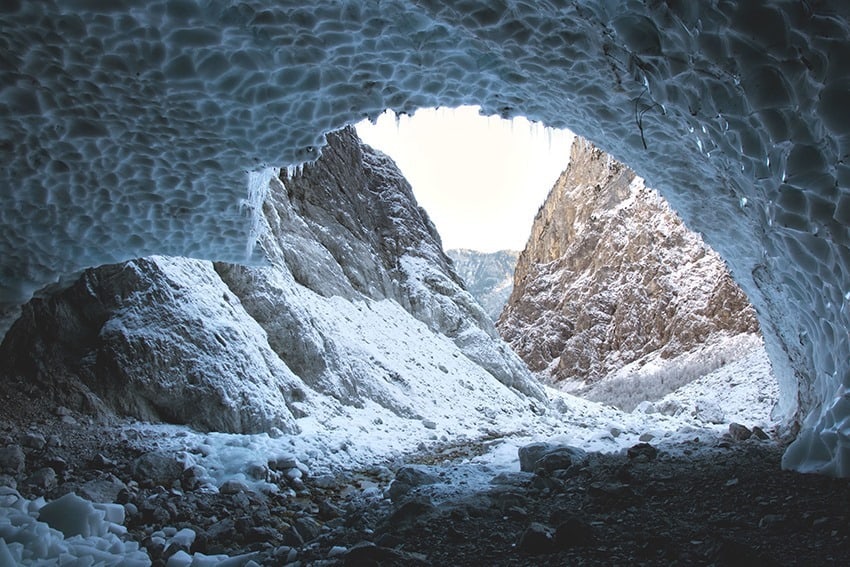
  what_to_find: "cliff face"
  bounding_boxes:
[446,249,519,321]
[498,138,759,388]
[0,128,544,434]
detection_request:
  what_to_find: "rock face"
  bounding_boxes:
[446,249,519,321]
[498,138,759,389]
[0,128,544,433]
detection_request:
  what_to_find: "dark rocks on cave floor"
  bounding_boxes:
[2,405,850,566]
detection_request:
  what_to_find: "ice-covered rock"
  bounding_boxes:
[1,1,850,473]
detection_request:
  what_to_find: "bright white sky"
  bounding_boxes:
[355,106,574,253]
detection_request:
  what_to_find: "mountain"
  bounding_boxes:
[446,249,519,321]
[498,138,759,398]
[0,128,545,435]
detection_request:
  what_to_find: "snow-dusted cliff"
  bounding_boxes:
[499,138,759,396]
[0,128,544,436]
[446,249,519,321]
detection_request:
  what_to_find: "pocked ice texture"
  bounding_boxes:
[2,1,850,474]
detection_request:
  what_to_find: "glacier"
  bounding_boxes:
[1,1,850,474]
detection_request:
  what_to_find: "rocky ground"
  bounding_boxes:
[1,396,849,567]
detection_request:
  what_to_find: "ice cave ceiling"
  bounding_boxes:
[2,0,850,474]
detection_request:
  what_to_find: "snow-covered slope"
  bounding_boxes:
[446,249,519,321]
[499,138,759,402]
[0,128,544,437]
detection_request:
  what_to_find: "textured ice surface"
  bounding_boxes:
[2,1,850,473]
[0,488,149,566]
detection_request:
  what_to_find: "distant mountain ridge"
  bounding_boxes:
[447,249,519,321]
[498,138,759,394]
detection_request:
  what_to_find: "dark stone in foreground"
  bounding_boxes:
[344,542,430,566]
[517,522,555,554]
[518,442,587,473]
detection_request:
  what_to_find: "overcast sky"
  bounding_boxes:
[356,106,574,253]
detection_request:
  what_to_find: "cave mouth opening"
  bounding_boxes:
[351,106,779,437]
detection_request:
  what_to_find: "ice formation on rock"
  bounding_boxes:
[2,1,850,473]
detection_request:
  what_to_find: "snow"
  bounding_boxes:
[0,311,780,564]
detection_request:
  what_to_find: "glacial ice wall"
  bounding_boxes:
[2,0,850,474]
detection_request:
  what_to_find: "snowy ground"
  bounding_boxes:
[0,337,777,565]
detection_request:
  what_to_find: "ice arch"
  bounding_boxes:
[2,0,850,474]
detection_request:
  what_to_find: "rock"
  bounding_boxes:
[627,443,659,461]
[554,517,595,548]
[638,432,655,442]
[281,525,304,547]
[24,467,57,492]
[245,526,279,544]
[293,516,322,541]
[729,423,753,441]
[517,522,555,554]
[490,472,534,488]
[269,454,298,471]
[395,465,440,487]
[0,445,25,475]
[181,466,207,491]
[21,432,46,450]
[534,448,587,473]
[422,419,437,430]
[91,454,116,469]
[752,426,770,440]
[389,465,440,501]
[246,463,269,481]
[589,482,640,504]
[385,498,438,531]
[220,479,252,495]
[132,451,183,486]
[343,542,429,566]
[497,138,758,401]
[78,476,127,503]
[206,519,235,541]
[695,401,725,424]
[518,442,586,472]
[46,456,68,475]
[328,545,347,557]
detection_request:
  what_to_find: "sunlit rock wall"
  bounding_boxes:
[2,1,850,473]
[499,137,759,388]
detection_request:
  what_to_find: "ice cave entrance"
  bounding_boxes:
[356,106,776,428]
[356,106,575,253]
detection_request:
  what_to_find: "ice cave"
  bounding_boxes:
[4,1,850,562]
[10,0,846,471]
